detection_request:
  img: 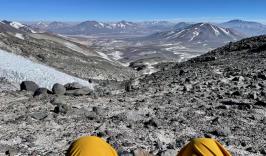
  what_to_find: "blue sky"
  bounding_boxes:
[0,0,265,23]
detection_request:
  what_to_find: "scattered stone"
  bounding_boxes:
[254,100,266,107]
[52,83,66,95]
[30,112,48,120]
[221,99,252,110]
[118,151,134,156]
[179,69,185,76]
[85,111,97,120]
[33,88,52,97]
[20,81,39,92]
[92,106,104,115]
[50,96,66,105]
[133,149,153,156]
[231,91,241,96]
[129,61,147,71]
[125,81,133,92]
[210,127,231,137]
[5,148,18,156]
[258,72,266,80]
[248,91,258,100]
[65,87,93,96]
[183,84,193,92]
[64,82,83,90]
[54,103,69,114]
[260,148,266,154]
[144,119,159,128]
[160,149,178,156]
[216,105,229,109]
[232,76,243,82]
[211,117,222,125]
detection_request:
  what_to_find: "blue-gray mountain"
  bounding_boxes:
[143,23,244,48]
[221,19,266,36]
[30,20,176,35]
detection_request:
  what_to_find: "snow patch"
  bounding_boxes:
[143,62,158,75]
[167,30,184,39]
[211,25,220,36]
[173,51,200,62]
[10,21,25,29]
[165,45,187,51]
[96,51,112,61]
[108,51,123,60]
[139,51,157,56]
[219,27,230,35]
[15,33,24,40]
[99,22,105,27]
[0,49,93,90]
[190,31,199,41]
[64,42,86,54]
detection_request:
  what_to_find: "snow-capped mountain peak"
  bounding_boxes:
[9,21,25,29]
[1,20,36,33]
[147,23,244,48]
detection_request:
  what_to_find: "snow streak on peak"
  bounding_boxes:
[9,21,25,29]
[210,25,220,36]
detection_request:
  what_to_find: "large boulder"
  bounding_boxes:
[64,82,84,90]
[20,81,39,92]
[52,83,66,95]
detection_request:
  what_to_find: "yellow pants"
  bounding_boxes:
[67,136,231,156]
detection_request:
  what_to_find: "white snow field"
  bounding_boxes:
[0,49,93,90]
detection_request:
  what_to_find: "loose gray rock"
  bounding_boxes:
[64,82,83,90]
[160,149,178,156]
[210,127,231,137]
[258,72,266,80]
[50,96,66,105]
[133,149,154,156]
[33,88,51,97]
[65,87,93,96]
[183,84,193,92]
[30,112,48,120]
[20,81,39,92]
[52,83,66,95]
[5,148,18,156]
[54,103,69,114]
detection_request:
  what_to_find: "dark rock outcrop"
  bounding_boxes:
[20,81,39,92]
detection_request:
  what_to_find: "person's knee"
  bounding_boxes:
[177,138,232,156]
[67,136,231,156]
[67,136,118,156]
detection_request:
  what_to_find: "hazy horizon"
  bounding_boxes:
[2,19,266,25]
[0,0,265,24]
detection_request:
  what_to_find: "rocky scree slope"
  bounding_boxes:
[0,36,266,156]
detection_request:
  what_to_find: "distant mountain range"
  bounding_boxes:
[1,20,36,33]
[142,23,244,48]
[26,19,266,37]
[29,20,176,35]
[220,20,266,36]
